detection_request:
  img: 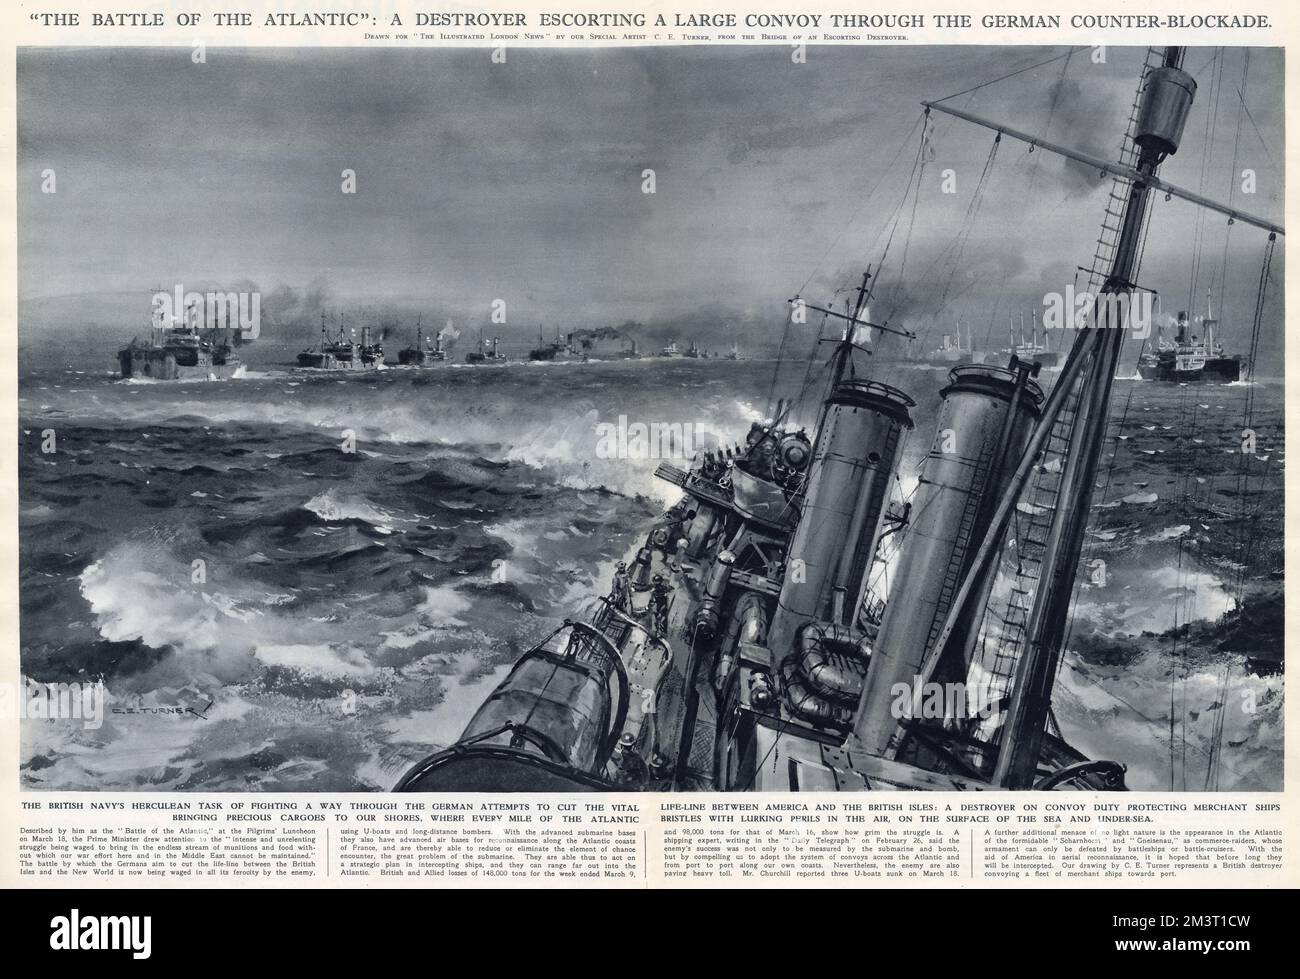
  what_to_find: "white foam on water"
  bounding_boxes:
[303,488,409,532]
[257,643,376,677]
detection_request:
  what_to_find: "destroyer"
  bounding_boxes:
[396,48,1282,794]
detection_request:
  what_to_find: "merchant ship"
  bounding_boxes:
[296,314,382,370]
[1137,290,1245,382]
[398,321,447,366]
[528,327,582,362]
[929,317,974,365]
[466,336,506,363]
[118,296,242,380]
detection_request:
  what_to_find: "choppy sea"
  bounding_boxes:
[18,356,1285,791]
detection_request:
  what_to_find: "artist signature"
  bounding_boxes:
[111,700,214,719]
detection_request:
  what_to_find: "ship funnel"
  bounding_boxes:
[853,363,1043,752]
[768,379,913,658]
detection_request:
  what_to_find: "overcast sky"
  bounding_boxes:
[17,45,1284,354]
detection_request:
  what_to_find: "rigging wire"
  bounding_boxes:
[1168,389,1208,791]
[794,112,926,298]
[886,132,1004,330]
[872,119,931,304]
[1059,660,1259,788]
[879,118,937,322]
[1024,49,1077,194]
[930,48,1076,105]
[1213,49,1250,330]
[763,304,797,419]
[1234,84,1276,168]
[1203,663,1233,791]
[1187,48,1224,313]
[1226,233,1278,628]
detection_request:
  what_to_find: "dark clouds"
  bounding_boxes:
[17,45,1284,364]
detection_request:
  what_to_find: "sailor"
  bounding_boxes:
[612,733,648,787]
[608,561,632,612]
[649,574,671,635]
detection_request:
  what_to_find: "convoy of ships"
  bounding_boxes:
[114,300,1242,381]
[392,46,1282,794]
[115,310,751,376]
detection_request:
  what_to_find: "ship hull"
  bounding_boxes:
[295,353,362,369]
[119,348,240,380]
[528,348,578,362]
[1137,357,1243,383]
[295,352,384,370]
[397,350,445,366]
[928,353,972,366]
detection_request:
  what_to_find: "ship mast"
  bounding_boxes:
[858,47,1236,786]
[834,269,874,385]
[995,47,1192,786]
[787,266,917,403]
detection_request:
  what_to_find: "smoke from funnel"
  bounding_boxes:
[568,325,625,349]
[438,320,461,346]
[1041,76,1118,196]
